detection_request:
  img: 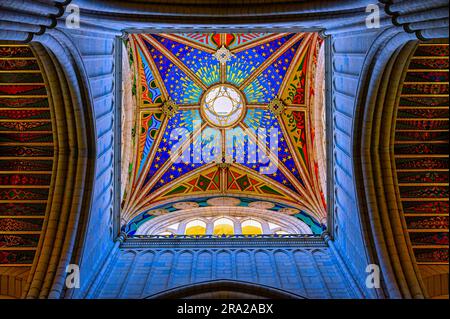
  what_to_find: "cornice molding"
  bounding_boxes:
[121,234,327,248]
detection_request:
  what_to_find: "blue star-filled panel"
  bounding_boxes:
[152,34,220,87]
[244,39,303,103]
[144,110,202,185]
[147,126,221,194]
[243,108,305,188]
[143,38,203,104]
[226,34,295,87]
[225,125,300,194]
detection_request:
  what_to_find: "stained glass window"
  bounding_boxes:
[185,220,207,235]
[213,218,235,235]
[201,84,245,128]
[241,220,263,235]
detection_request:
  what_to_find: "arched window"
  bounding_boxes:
[185,220,207,235]
[241,220,263,235]
[135,206,315,236]
[213,218,234,235]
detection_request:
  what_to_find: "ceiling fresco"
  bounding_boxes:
[121,33,327,233]
[395,42,449,264]
[0,45,53,265]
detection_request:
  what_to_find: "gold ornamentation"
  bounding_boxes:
[207,197,241,207]
[217,162,232,169]
[248,201,276,210]
[268,97,286,116]
[161,99,179,118]
[216,154,234,168]
[213,45,234,64]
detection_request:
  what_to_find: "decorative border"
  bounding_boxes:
[121,234,327,248]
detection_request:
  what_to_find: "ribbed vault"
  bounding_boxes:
[0,0,448,300]
[120,32,328,235]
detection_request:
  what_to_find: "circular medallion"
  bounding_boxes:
[201,84,246,128]
[173,202,200,210]
[207,197,241,207]
[248,201,275,210]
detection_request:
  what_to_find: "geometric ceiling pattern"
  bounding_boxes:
[0,45,52,266]
[121,33,326,232]
[395,41,449,264]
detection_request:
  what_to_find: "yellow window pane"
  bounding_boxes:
[213,224,234,235]
[185,225,206,235]
[242,225,262,235]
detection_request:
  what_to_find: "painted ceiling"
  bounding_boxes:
[121,33,326,232]
[0,45,52,265]
[394,42,449,264]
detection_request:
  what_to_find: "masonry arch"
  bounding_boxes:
[20,30,96,299]
[145,279,306,299]
[352,27,429,298]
